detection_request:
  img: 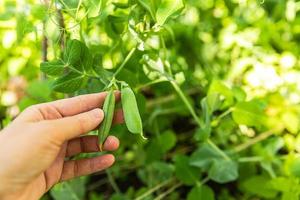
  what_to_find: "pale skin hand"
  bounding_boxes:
[0,92,123,200]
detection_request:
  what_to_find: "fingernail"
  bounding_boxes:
[92,108,103,119]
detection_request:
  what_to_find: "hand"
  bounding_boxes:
[0,92,123,200]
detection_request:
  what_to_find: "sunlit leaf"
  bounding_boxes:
[156,0,184,26]
[232,100,267,127]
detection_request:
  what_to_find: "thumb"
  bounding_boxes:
[40,108,104,142]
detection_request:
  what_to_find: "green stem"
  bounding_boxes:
[153,182,183,200]
[113,47,136,77]
[135,78,168,92]
[170,81,201,126]
[134,178,174,200]
[238,156,263,163]
[207,139,230,161]
[170,81,231,161]
[215,108,233,121]
[106,169,121,194]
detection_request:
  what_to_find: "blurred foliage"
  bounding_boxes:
[2,0,300,199]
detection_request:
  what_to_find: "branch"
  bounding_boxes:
[134,178,174,200]
[57,9,66,50]
[232,127,283,153]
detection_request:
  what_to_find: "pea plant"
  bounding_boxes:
[33,0,300,199]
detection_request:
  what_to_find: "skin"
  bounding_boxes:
[0,92,123,200]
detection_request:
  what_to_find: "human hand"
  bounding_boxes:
[0,92,123,200]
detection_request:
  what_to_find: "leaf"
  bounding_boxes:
[208,80,234,108]
[137,161,174,186]
[174,155,200,185]
[93,66,114,85]
[137,0,157,20]
[80,44,93,72]
[156,0,184,26]
[206,93,221,114]
[208,159,238,183]
[52,71,85,93]
[281,111,299,134]
[158,130,177,153]
[232,86,246,102]
[240,176,277,198]
[232,100,267,127]
[286,156,300,178]
[64,40,83,67]
[40,60,65,76]
[26,80,52,101]
[187,185,215,200]
[50,177,87,200]
[189,143,222,170]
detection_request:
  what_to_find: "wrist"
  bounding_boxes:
[0,185,42,200]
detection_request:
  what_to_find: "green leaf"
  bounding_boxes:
[206,93,221,114]
[80,44,93,72]
[232,86,246,102]
[26,80,52,101]
[138,0,157,20]
[232,100,267,127]
[174,155,200,185]
[208,159,238,183]
[187,185,215,200]
[50,177,87,200]
[158,130,177,153]
[288,158,300,178]
[137,161,174,186]
[52,71,85,93]
[189,143,222,170]
[64,39,83,67]
[40,60,65,76]
[208,80,234,108]
[240,176,277,198]
[156,0,184,26]
[281,111,299,134]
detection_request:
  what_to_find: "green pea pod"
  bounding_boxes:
[121,82,146,139]
[98,89,115,151]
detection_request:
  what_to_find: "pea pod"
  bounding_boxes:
[121,83,146,139]
[98,89,115,151]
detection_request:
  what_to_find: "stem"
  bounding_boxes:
[146,87,200,108]
[170,81,201,126]
[207,139,230,160]
[153,182,183,200]
[232,128,281,153]
[57,9,66,50]
[135,78,168,92]
[113,48,136,77]
[215,108,233,121]
[238,156,263,163]
[106,169,121,194]
[170,81,231,161]
[201,176,210,185]
[134,178,174,200]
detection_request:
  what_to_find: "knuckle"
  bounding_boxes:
[75,115,88,134]
[77,95,90,111]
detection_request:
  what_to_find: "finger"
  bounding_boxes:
[66,135,120,157]
[113,109,124,125]
[60,154,115,181]
[18,91,120,121]
[103,135,120,151]
[41,108,104,142]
